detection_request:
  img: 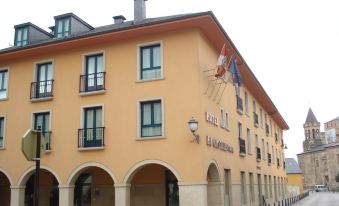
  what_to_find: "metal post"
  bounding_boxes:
[34,127,41,206]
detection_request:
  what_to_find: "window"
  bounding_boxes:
[0,117,4,148]
[80,53,105,92]
[240,172,247,205]
[269,175,273,198]
[0,70,8,99]
[264,175,268,198]
[247,128,251,154]
[220,109,225,128]
[140,100,162,137]
[31,62,53,99]
[272,146,275,164]
[244,91,249,115]
[225,112,229,130]
[260,108,263,128]
[262,139,266,160]
[238,122,242,139]
[249,173,254,202]
[56,17,71,38]
[139,44,161,80]
[15,27,28,46]
[79,106,104,148]
[34,112,51,150]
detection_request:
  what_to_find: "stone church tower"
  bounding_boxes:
[303,108,325,151]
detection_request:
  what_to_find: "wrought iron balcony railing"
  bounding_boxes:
[78,127,105,148]
[265,124,270,136]
[268,153,272,164]
[30,80,54,99]
[79,72,106,93]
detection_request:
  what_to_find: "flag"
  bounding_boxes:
[215,44,227,78]
[229,57,242,86]
[229,57,242,95]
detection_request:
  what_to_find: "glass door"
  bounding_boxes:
[34,112,50,150]
[36,63,52,97]
[84,107,102,147]
[165,170,179,206]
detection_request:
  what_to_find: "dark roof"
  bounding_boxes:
[54,12,94,30]
[305,108,319,124]
[285,158,303,174]
[298,142,339,154]
[0,12,204,54]
[13,22,52,37]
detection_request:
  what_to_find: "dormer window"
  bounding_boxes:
[14,27,28,46]
[55,17,71,38]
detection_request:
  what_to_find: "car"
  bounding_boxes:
[315,185,327,192]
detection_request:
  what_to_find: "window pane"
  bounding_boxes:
[0,118,3,137]
[87,57,96,74]
[0,73,3,89]
[153,102,162,124]
[23,28,28,40]
[95,108,102,127]
[17,30,22,41]
[142,48,150,69]
[86,110,94,128]
[57,21,63,33]
[142,103,151,125]
[47,64,53,80]
[152,46,161,67]
[64,19,70,32]
[38,65,46,81]
[96,56,103,73]
[44,114,50,132]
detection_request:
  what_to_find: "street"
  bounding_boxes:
[293,192,339,206]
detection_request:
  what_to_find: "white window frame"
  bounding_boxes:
[136,40,164,82]
[247,128,251,155]
[244,91,249,116]
[137,97,165,140]
[31,109,53,131]
[79,103,105,150]
[0,115,6,149]
[0,67,9,101]
[80,50,106,96]
[220,108,225,129]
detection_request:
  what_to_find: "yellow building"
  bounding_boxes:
[285,158,303,195]
[0,1,289,206]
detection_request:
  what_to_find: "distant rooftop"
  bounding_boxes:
[285,158,303,174]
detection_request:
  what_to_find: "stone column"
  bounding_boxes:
[115,183,130,206]
[10,186,25,206]
[58,185,74,206]
[178,182,208,206]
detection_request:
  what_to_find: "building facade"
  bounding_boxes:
[0,1,288,206]
[298,108,339,191]
[285,158,303,195]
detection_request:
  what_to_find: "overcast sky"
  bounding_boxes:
[1,0,338,159]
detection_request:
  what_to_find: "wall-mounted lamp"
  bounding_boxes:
[188,117,200,144]
[284,144,288,149]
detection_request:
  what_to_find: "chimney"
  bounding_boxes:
[113,15,126,24]
[134,0,147,22]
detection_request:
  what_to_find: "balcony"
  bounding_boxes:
[277,158,280,167]
[239,138,246,156]
[265,124,269,136]
[275,133,278,142]
[41,131,52,151]
[30,80,54,100]
[79,72,106,93]
[256,147,261,161]
[267,153,272,165]
[253,112,259,127]
[78,127,105,148]
[236,96,243,114]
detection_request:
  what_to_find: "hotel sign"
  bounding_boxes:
[206,136,234,153]
[205,112,218,126]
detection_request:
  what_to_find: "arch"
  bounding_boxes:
[0,167,13,185]
[17,165,61,186]
[206,159,221,182]
[67,162,117,185]
[123,159,181,184]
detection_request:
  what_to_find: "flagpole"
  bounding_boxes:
[34,126,41,206]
